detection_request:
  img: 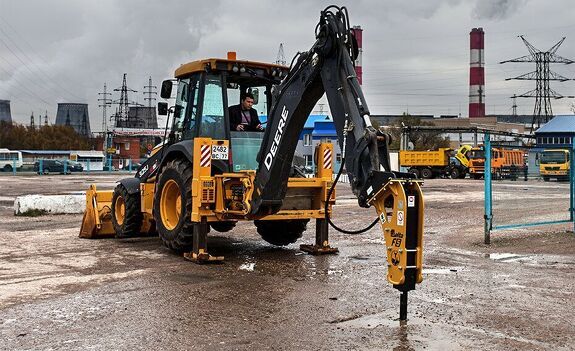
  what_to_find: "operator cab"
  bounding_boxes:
[158,52,288,173]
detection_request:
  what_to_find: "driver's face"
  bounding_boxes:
[241,97,254,110]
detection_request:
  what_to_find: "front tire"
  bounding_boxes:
[449,167,461,179]
[111,184,143,238]
[4,164,12,172]
[154,159,194,252]
[255,219,309,246]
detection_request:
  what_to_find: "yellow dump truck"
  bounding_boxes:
[540,149,569,181]
[400,145,471,179]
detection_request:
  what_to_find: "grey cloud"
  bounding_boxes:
[473,0,529,20]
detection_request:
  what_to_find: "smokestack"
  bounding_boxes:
[351,26,363,85]
[469,28,485,118]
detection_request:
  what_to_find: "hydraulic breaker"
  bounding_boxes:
[368,179,424,322]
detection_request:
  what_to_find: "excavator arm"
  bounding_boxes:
[251,5,423,319]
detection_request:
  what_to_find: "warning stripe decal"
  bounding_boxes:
[200,144,211,167]
[323,148,332,169]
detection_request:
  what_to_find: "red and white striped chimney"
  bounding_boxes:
[469,27,485,118]
[351,25,363,85]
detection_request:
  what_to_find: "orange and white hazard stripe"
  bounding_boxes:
[200,144,211,167]
[323,148,332,169]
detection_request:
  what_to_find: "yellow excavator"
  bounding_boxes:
[80,5,424,321]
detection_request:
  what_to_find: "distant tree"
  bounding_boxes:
[388,113,450,150]
[0,121,92,150]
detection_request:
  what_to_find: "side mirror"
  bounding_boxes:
[160,80,173,99]
[158,102,168,116]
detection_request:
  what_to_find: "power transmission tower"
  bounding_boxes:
[143,76,157,109]
[112,73,141,128]
[276,43,286,66]
[44,110,48,126]
[501,36,575,132]
[511,94,517,116]
[30,112,34,129]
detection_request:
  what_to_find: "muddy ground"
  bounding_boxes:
[0,174,573,350]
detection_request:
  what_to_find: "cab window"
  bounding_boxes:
[173,74,201,140]
[199,75,226,140]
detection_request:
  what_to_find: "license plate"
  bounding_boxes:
[211,145,228,160]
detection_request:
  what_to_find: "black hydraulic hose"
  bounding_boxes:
[324,136,379,235]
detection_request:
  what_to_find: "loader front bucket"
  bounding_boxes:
[79,184,116,238]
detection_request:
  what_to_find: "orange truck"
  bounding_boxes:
[467,146,526,180]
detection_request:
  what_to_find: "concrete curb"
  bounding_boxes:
[14,194,86,215]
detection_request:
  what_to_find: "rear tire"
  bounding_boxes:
[3,164,12,172]
[154,159,194,252]
[408,167,420,178]
[420,168,433,179]
[210,221,237,233]
[111,184,143,238]
[255,219,309,246]
[543,176,550,182]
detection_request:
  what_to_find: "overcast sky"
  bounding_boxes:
[1,0,575,131]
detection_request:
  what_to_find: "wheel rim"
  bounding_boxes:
[114,195,125,226]
[160,179,182,230]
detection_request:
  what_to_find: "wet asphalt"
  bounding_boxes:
[0,174,574,350]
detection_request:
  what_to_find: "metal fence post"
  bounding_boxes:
[12,159,16,175]
[571,138,575,230]
[39,159,43,175]
[64,159,68,174]
[484,133,492,244]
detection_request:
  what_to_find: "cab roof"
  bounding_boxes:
[175,58,288,79]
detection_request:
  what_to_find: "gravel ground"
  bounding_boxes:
[0,174,573,350]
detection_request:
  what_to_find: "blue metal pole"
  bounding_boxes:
[39,159,43,175]
[571,137,575,230]
[64,159,68,174]
[12,159,16,175]
[484,133,492,244]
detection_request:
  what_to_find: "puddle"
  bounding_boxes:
[488,253,523,261]
[424,267,465,275]
[238,262,255,271]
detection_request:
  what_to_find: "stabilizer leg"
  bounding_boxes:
[300,218,339,255]
[184,218,224,264]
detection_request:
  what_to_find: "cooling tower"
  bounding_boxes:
[0,100,12,123]
[122,106,158,129]
[55,103,91,136]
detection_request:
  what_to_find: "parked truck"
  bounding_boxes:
[400,145,471,179]
[468,146,526,180]
[540,149,569,181]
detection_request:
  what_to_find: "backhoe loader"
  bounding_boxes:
[80,5,424,320]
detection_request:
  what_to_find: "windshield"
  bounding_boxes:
[468,150,484,159]
[540,151,568,164]
[230,131,264,171]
